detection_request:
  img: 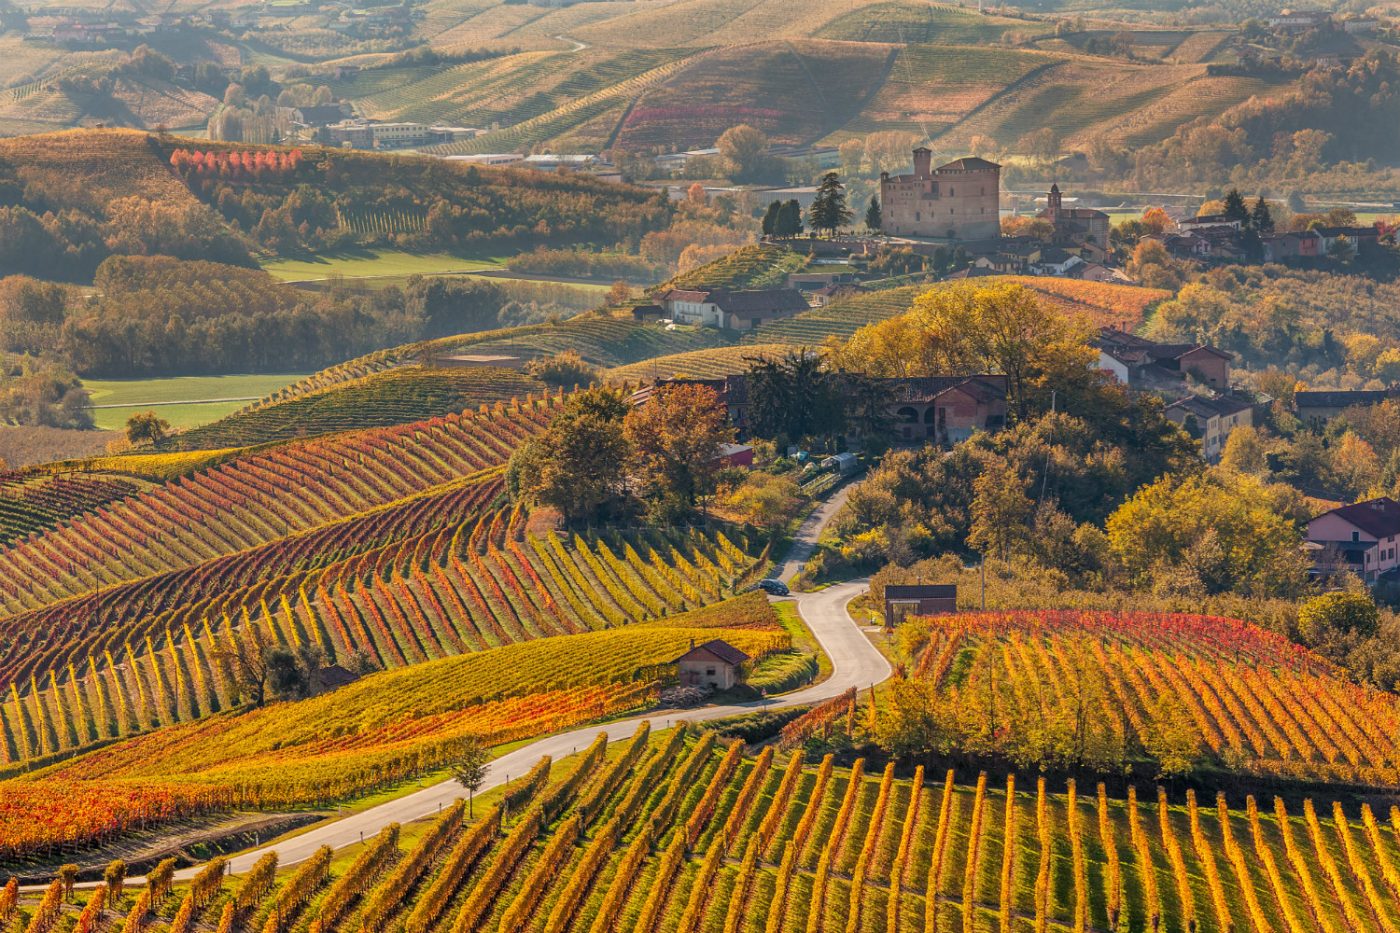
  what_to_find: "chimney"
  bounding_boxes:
[913,147,931,178]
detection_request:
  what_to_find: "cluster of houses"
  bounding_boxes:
[1148,213,1383,263]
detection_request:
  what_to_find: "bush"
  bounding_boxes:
[1297,590,1380,644]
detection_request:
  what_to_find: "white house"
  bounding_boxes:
[658,287,808,331]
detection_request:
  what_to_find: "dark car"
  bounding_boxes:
[752,578,790,596]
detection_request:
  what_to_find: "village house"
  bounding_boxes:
[889,375,1009,445]
[1096,330,1232,390]
[674,639,749,690]
[883,584,958,625]
[1164,394,1254,461]
[636,372,1008,445]
[879,150,1001,240]
[1307,497,1400,583]
[658,287,809,331]
[1293,388,1400,425]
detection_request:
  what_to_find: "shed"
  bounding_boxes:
[674,639,750,690]
[314,664,360,692]
[883,584,957,624]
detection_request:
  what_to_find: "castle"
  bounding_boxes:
[879,149,1000,240]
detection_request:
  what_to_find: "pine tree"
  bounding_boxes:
[762,200,781,236]
[865,194,881,231]
[807,172,852,236]
[1251,196,1274,235]
[1222,188,1249,224]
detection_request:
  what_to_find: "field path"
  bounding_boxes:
[183,486,880,879]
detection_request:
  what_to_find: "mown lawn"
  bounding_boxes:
[82,373,312,430]
[259,249,509,282]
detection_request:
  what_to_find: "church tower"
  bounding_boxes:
[1047,183,1062,224]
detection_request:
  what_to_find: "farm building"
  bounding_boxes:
[658,287,809,331]
[674,639,750,690]
[1294,388,1400,425]
[883,584,958,624]
[879,150,1000,240]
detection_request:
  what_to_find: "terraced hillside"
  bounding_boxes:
[0,598,788,857]
[165,367,549,451]
[231,317,734,421]
[612,40,894,150]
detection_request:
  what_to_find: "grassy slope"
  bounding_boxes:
[82,373,312,431]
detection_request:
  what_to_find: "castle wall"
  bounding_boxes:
[880,157,1000,240]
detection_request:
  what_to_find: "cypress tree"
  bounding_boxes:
[865,194,882,231]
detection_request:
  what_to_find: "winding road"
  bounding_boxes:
[52,485,881,885]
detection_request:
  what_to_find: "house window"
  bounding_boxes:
[706,667,716,676]
[1354,531,1361,542]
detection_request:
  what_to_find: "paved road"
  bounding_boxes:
[31,484,876,887]
[773,479,854,584]
[203,578,886,877]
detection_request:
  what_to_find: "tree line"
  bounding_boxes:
[0,259,586,379]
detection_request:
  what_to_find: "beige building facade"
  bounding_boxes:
[879,150,1000,240]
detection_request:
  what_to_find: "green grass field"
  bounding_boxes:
[82,374,313,430]
[260,250,509,283]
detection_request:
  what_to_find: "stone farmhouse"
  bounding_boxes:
[879,151,1001,240]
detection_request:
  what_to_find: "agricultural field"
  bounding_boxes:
[238,317,734,415]
[0,597,789,859]
[754,276,1166,345]
[606,344,794,383]
[81,374,312,431]
[817,2,1054,45]
[664,244,810,291]
[611,40,894,151]
[259,251,508,284]
[16,727,1400,933]
[909,609,1400,787]
[0,453,770,774]
[831,44,1060,142]
[165,367,549,450]
[0,473,146,549]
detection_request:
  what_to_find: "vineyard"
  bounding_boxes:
[753,277,1168,345]
[0,606,788,859]
[238,317,735,416]
[0,474,143,549]
[166,367,550,451]
[663,245,810,292]
[0,465,768,769]
[16,731,1400,933]
[908,610,1400,788]
[605,345,794,383]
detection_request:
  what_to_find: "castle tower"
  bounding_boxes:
[913,147,932,178]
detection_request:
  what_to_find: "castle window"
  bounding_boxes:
[949,188,955,196]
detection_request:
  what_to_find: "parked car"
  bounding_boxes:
[748,578,790,596]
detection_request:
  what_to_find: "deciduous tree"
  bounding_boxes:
[624,382,734,521]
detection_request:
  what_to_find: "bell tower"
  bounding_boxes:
[1047,183,1062,224]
